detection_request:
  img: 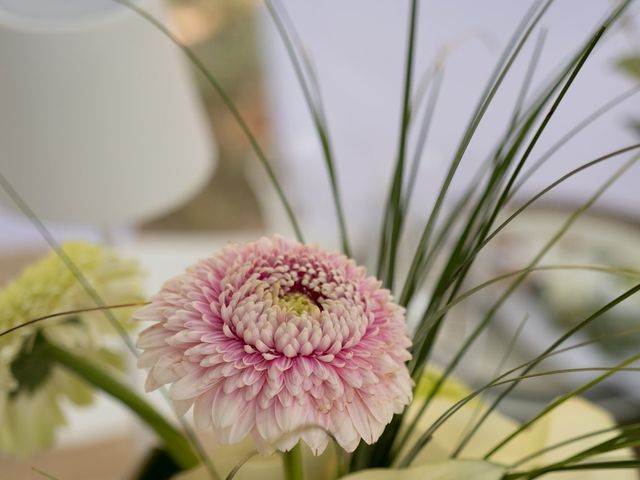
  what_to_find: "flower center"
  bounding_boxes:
[277,292,320,315]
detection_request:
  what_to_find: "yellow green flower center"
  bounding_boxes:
[278,292,320,315]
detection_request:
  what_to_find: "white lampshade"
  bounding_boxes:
[0,0,215,225]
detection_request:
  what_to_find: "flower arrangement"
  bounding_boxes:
[2,0,640,479]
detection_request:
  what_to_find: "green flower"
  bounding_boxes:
[0,241,144,456]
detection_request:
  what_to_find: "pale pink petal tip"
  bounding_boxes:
[135,236,413,455]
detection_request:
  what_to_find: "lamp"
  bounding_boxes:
[0,0,215,227]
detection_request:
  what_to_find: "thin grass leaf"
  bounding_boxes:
[437,263,640,319]
[454,261,640,460]
[494,21,604,204]
[404,0,633,329]
[0,302,150,338]
[398,276,640,466]
[409,142,640,388]
[408,19,639,368]
[268,0,326,120]
[0,171,137,354]
[400,3,567,350]
[429,139,640,309]
[469,143,640,263]
[350,2,419,469]
[395,263,640,454]
[400,141,640,308]
[541,430,640,469]
[404,65,445,213]
[511,83,640,198]
[394,306,640,459]
[450,0,635,293]
[398,361,640,467]
[398,149,494,306]
[507,29,548,131]
[452,314,529,456]
[397,17,549,307]
[509,421,640,469]
[265,0,351,254]
[437,13,612,306]
[225,451,259,480]
[400,0,553,303]
[381,0,420,290]
[505,461,640,480]
[376,58,444,280]
[1,161,220,478]
[484,352,640,459]
[506,430,640,480]
[113,0,303,242]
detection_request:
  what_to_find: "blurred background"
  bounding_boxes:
[1,0,640,478]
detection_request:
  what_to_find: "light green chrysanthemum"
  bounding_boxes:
[0,241,144,457]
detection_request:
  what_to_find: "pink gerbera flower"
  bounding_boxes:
[135,236,412,454]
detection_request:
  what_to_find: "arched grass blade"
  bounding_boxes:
[0,169,220,479]
[379,0,420,290]
[265,0,351,254]
[113,0,304,242]
[401,0,553,298]
[0,302,149,338]
[511,84,640,198]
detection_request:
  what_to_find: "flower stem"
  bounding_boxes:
[43,340,200,471]
[282,444,305,480]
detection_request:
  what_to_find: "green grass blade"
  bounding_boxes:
[382,0,420,290]
[0,171,136,353]
[440,263,640,318]
[504,461,640,480]
[45,340,201,471]
[484,352,640,459]
[408,143,640,382]
[511,83,640,198]
[441,143,640,290]
[409,0,633,319]
[350,2,421,469]
[398,354,640,467]
[394,262,640,457]
[396,363,640,467]
[507,28,548,131]
[401,0,552,298]
[398,139,640,307]
[403,65,445,213]
[509,422,640,469]
[265,0,351,254]
[464,17,611,275]
[451,314,529,457]
[0,169,220,478]
[398,155,639,462]
[458,275,640,459]
[113,0,304,242]
[395,314,640,465]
